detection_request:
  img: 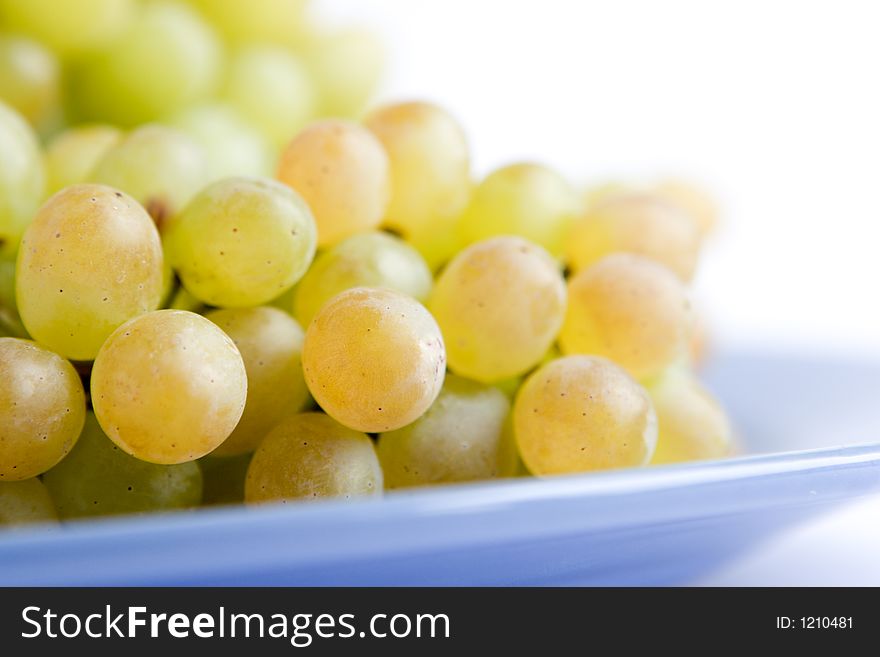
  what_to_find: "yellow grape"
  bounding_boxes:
[277,120,390,247]
[457,162,579,257]
[0,478,57,527]
[377,374,514,488]
[190,0,311,49]
[245,412,382,504]
[293,231,432,327]
[0,35,60,128]
[91,310,247,465]
[559,253,691,381]
[0,337,86,480]
[649,367,732,465]
[566,192,701,280]
[16,184,164,361]
[429,236,566,383]
[0,101,44,257]
[302,287,445,432]
[514,355,657,475]
[652,178,719,238]
[205,307,310,456]
[165,177,317,308]
[44,124,122,195]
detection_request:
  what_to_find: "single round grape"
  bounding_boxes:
[429,236,566,383]
[169,103,273,184]
[514,355,657,475]
[277,120,390,247]
[205,307,309,456]
[90,124,208,226]
[164,177,317,308]
[91,310,247,465]
[225,45,316,149]
[457,162,579,257]
[567,192,701,280]
[364,101,470,240]
[16,184,164,361]
[0,101,44,257]
[378,374,514,488]
[245,413,382,504]
[43,413,203,519]
[304,28,384,118]
[0,338,85,480]
[191,0,310,48]
[0,478,57,527]
[0,0,136,56]
[652,179,718,238]
[44,124,122,195]
[69,1,221,126]
[559,253,691,381]
[649,367,732,465]
[293,231,432,327]
[0,35,60,128]
[302,287,445,432]
[200,453,251,506]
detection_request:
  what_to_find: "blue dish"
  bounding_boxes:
[1,349,879,586]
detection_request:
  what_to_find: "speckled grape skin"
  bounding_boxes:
[15,184,164,361]
[206,306,310,456]
[0,338,85,480]
[302,287,446,433]
[514,355,657,476]
[245,413,382,504]
[559,253,691,381]
[0,478,57,526]
[429,236,566,383]
[91,310,247,465]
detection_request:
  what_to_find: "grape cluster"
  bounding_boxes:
[0,0,732,528]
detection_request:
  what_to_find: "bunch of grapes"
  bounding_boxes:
[0,0,732,528]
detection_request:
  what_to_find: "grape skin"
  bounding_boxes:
[91,309,248,465]
[429,236,566,383]
[0,478,57,527]
[164,176,317,308]
[15,184,164,361]
[302,287,446,433]
[0,101,44,257]
[44,124,122,195]
[0,35,60,128]
[43,413,203,518]
[245,413,382,504]
[514,355,657,476]
[0,338,85,481]
[205,306,310,457]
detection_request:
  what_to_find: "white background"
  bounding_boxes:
[319,0,880,585]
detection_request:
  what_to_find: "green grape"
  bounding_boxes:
[429,236,566,383]
[69,1,221,126]
[205,307,309,456]
[403,216,462,271]
[190,0,311,48]
[16,184,164,361]
[0,478,57,527]
[44,124,122,195]
[245,412,382,504]
[293,231,432,327]
[559,253,691,381]
[168,103,273,184]
[91,310,248,465]
[225,45,316,149]
[200,453,251,506]
[378,374,514,489]
[457,163,580,257]
[165,177,316,308]
[0,255,26,338]
[43,413,203,519]
[364,101,471,241]
[90,124,208,226]
[302,287,445,432]
[566,192,701,280]
[648,367,732,465]
[652,178,719,238]
[277,119,390,247]
[0,101,44,257]
[0,0,136,56]
[0,337,85,481]
[304,28,383,118]
[0,35,60,128]
[514,355,657,475]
